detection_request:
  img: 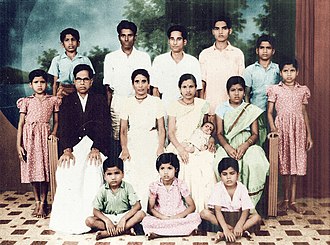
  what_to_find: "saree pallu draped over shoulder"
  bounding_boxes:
[214,102,270,206]
[167,98,216,212]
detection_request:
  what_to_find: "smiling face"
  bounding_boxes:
[30,76,47,95]
[180,79,196,100]
[62,34,79,53]
[159,163,176,184]
[220,167,239,188]
[132,74,149,97]
[104,166,124,190]
[74,70,93,96]
[228,83,245,106]
[212,21,232,43]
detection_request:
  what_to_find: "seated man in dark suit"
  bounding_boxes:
[49,64,113,234]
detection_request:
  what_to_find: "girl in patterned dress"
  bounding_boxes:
[142,153,201,240]
[16,69,61,218]
[267,59,313,214]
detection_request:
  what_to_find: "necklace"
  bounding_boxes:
[181,99,194,106]
[135,95,147,101]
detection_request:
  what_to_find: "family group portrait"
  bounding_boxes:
[0,0,329,244]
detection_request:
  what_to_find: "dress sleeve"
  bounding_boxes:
[119,98,129,120]
[155,97,165,119]
[52,96,62,112]
[178,179,190,198]
[149,182,158,198]
[16,98,27,113]
[166,101,177,117]
[267,85,277,102]
[214,102,226,119]
[200,99,210,115]
[302,86,311,104]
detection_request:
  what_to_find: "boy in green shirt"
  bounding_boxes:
[85,157,145,240]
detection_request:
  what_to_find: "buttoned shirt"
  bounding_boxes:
[243,61,280,111]
[48,52,94,85]
[93,181,139,215]
[208,181,254,212]
[103,47,151,97]
[151,51,202,108]
[199,42,245,114]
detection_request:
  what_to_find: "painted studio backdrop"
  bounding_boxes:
[1,0,329,197]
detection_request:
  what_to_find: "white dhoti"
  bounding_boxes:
[49,136,106,234]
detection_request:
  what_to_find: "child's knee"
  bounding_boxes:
[200,208,211,219]
[85,216,96,227]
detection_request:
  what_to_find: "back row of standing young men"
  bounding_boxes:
[48,16,280,148]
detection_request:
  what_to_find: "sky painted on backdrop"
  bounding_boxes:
[3,0,264,72]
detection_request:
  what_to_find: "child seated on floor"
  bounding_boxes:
[85,157,145,240]
[181,121,214,153]
[142,153,202,240]
[200,157,261,243]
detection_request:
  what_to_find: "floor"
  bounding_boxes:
[0,191,329,245]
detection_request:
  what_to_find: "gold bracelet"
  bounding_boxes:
[247,138,253,145]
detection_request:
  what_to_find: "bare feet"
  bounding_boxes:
[289,202,306,214]
[278,199,289,211]
[96,230,111,240]
[214,231,224,243]
[147,232,161,240]
[32,201,40,217]
[36,202,48,218]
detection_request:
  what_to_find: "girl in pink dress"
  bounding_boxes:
[142,153,201,240]
[267,59,313,214]
[16,69,61,218]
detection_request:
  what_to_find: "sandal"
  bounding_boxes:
[289,202,306,214]
[278,199,289,211]
[32,201,40,217]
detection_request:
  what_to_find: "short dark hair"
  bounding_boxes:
[29,69,48,83]
[73,64,94,79]
[103,157,124,173]
[178,73,197,88]
[226,76,246,93]
[213,16,232,29]
[156,153,180,178]
[131,69,150,84]
[60,28,80,42]
[279,58,299,71]
[117,20,137,35]
[256,34,275,49]
[218,157,239,175]
[167,25,188,40]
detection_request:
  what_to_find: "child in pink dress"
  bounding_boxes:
[16,69,61,218]
[142,153,201,240]
[267,58,313,214]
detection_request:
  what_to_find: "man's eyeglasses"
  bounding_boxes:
[75,77,91,83]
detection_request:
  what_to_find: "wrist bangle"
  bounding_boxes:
[247,138,253,145]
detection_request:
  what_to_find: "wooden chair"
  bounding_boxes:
[48,139,58,202]
[267,132,279,217]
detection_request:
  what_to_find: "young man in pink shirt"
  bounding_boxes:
[199,16,245,124]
